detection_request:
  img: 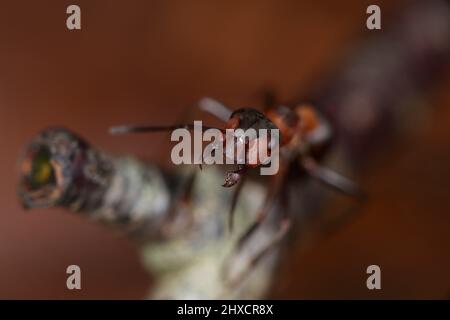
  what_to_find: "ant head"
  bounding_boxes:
[227,108,278,132]
[226,108,280,152]
[225,108,281,168]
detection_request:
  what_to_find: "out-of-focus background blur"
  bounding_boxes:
[0,0,449,299]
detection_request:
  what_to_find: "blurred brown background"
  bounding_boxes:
[0,0,449,299]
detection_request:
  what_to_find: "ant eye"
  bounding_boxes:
[27,147,56,190]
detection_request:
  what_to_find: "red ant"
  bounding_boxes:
[110,96,365,286]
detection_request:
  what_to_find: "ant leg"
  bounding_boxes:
[228,173,247,232]
[234,162,288,252]
[224,177,292,288]
[301,157,366,200]
[300,156,367,236]
[159,102,212,236]
[225,217,292,289]
[222,165,291,288]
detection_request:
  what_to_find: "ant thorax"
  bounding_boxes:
[295,105,332,147]
[264,105,299,146]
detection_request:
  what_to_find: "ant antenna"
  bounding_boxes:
[109,124,223,135]
[198,97,232,122]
